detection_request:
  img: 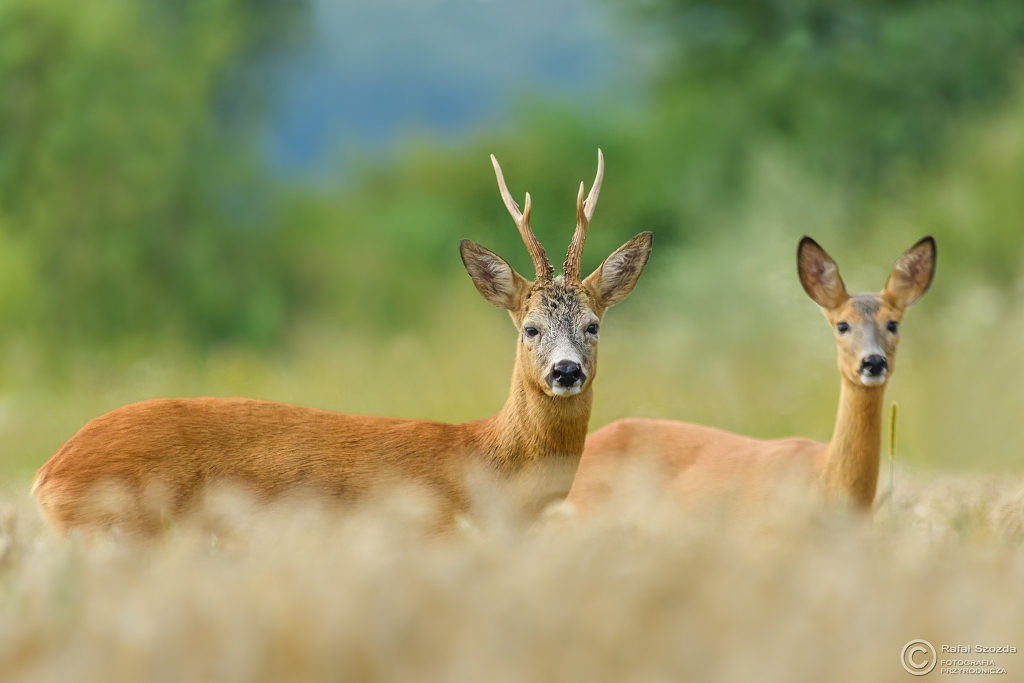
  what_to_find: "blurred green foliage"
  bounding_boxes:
[0,0,307,350]
[1,0,1024,350]
[292,0,1024,332]
[637,0,1024,182]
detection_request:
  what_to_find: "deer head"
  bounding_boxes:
[461,150,653,397]
[798,236,936,387]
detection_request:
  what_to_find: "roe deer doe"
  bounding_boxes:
[565,236,935,513]
[34,151,653,533]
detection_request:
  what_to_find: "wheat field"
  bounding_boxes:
[1,465,1023,683]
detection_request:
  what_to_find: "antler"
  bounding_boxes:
[563,149,604,282]
[491,154,553,282]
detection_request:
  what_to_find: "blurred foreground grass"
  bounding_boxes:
[2,468,1024,682]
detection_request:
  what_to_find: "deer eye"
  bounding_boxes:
[887,321,898,334]
[586,323,599,335]
[524,326,539,339]
[836,322,850,334]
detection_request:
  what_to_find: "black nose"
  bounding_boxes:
[861,355,888,376]
[550,361,584,387]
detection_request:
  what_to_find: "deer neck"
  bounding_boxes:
[477,360,593,473]
[822,377,886,509]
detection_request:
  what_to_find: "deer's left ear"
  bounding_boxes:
[583,231,653,312]
[883,236,936,310]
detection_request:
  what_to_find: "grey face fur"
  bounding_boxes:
[519,277,602,396]
[461,232,653,398]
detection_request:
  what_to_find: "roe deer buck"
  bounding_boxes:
[33,151,653,534]
[565,236,935,512]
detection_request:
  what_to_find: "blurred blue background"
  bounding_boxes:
[269,0,650,171]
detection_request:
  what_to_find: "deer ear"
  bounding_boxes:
[883,236,936,310]
[797,237,848,310]
[460,240,531,311]
[583,231,652,312]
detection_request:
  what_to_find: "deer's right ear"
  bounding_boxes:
[797,237,849,310]
[460,240,531,311]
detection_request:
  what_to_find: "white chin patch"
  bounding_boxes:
[550,384,582,397]
[859,372,887,387]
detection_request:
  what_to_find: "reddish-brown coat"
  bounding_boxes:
[35,378,594,533]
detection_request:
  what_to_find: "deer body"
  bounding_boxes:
[566,237,935,513]
[35,386,590,533]
[34,152,653,534]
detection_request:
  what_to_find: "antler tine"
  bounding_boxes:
[491,154,553,281]
[584,147,604,221]
[564,149,604,281]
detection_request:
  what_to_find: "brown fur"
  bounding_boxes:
[566,236,936,513]
[33,156,653,535]
[34,386,590,534]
